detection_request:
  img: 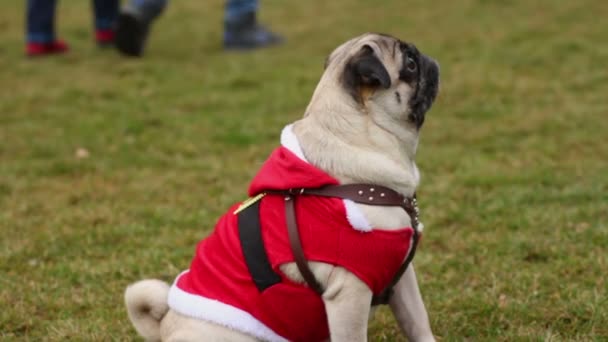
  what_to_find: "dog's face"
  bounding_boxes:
[324,33,439,132]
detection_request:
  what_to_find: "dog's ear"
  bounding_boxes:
[343,45,391,99]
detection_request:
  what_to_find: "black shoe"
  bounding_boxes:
[115,12,149,57]
[224,12,284,50]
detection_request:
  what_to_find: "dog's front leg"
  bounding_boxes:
[389,265,435,342]
[322,267,372,342]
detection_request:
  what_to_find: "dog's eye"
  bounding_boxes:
[406,57,417,72]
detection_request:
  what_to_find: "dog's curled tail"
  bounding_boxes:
[125,279,170,341]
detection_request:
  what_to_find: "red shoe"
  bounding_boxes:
[96,29,115,47]
[26,40,69,57]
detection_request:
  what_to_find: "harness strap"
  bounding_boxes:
[269,184,421,305]
[284,195,325,294]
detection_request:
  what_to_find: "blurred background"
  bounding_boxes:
[1,0,607,340]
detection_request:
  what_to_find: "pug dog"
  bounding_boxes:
[125,32,439,342]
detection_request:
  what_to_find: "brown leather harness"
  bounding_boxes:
[263,184,421,305]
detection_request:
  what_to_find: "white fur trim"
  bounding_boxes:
[168,271,289,342]
[343,199,372,232]
[280,124,308,162]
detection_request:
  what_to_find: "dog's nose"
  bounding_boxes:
[421,55,439,74]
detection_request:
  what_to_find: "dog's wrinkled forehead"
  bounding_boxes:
[325,33,409,77]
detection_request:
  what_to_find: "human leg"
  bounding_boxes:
[223,0,284,50]
[115,0,168,56]
[26,0,68,56]
[92,0,120,46]
[224,0,259,23]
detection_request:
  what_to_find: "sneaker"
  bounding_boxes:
[26,40,69,57]
[224,12,284,50]
[115,12,149,57]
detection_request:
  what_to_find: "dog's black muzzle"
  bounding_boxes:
[410,55,440,128]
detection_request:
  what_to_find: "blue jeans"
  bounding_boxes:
[225,0,259,23]
[26,0,259,43]
[26,0,119,43]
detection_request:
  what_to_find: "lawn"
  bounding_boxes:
[1,0,607,340]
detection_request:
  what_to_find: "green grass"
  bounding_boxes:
[1,0,607,340]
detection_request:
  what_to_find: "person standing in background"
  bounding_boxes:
[25,0,119,56]
[25,0,283,57]
[116,0,283,56]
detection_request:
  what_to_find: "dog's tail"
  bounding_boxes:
[125,279,170,341]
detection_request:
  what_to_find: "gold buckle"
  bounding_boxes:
[233,193,266,215]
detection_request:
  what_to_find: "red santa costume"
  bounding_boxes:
[167,125,416,342]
